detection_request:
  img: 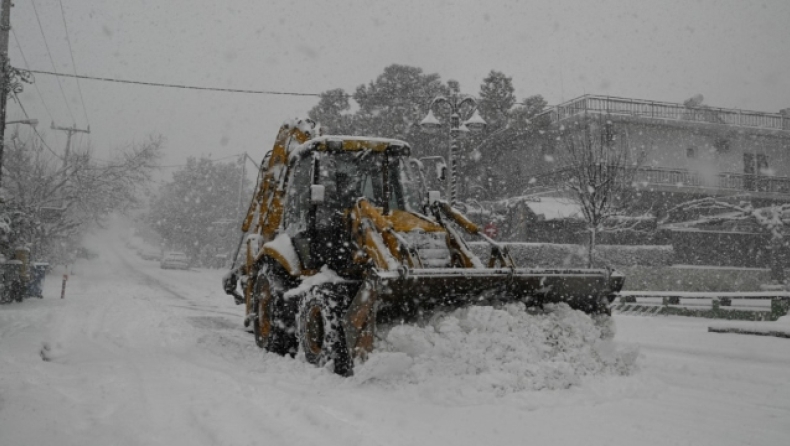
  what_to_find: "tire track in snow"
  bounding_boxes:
[113,247,244,319]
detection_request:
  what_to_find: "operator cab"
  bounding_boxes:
[283,137,425,272]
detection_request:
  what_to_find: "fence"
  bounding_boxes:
[548,95,790,132]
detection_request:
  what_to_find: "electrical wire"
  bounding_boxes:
[57,0,90,127]
[23,69,556,110]
[30,0,77,125]
[11,28,55,123]
[12,92,64,160]
[25,69,322,97]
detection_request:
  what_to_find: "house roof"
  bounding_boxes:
[522,197,583,221]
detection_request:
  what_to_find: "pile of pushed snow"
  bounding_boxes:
[354,304,638,397]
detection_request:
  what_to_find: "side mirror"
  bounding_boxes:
[310,184,325,204]
[428,190,441,205]
[438,165,447,182]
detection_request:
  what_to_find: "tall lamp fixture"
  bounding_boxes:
[420,92,486,206]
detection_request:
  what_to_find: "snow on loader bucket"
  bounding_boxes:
[222,120,625,377]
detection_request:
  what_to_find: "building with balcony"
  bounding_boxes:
[540,94,790,213]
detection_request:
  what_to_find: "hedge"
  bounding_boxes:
[619,266,771,292]
[468,242,673,268]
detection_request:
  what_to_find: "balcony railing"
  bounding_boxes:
[547,95,790,132]
[633,167,790,194]
[534,166,790,195]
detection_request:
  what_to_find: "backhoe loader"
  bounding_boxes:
[223,118,624,376]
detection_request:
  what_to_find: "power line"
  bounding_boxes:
[11,28,54,122]
[30,0,77,124]
[20,68,554,110]
[56,0,90,127]
[25,69,322,97]
[12,92,64,160]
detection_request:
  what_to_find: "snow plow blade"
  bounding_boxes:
[343,267,624,359]
[374,268,624,316]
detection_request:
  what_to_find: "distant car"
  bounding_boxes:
[160,251,189,270]
[75,247,99,260]
[139,247,161,261]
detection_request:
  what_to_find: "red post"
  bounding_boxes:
[61,274,68,299]
[483,222,499,239]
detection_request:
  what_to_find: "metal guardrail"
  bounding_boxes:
[548,95,790,132]
[619,291,790,300]
[614,293,790,321]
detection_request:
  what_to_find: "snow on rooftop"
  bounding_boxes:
[524,197,583,221]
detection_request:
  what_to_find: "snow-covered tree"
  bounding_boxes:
[148,157,251,264]
[556,119,641,267]
[0,132,162,263]
[477,71,516,132]
[465,93,550,201]
[353,64,449,140]
[306,65,551,201]
[661,198,790,281]
[307,88,354,135]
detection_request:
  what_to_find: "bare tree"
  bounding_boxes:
[1,132,162,262]
[557,118,641,267]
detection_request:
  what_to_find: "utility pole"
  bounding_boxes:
[0,0,12,189]
[238,152,246,215]
[51,122,90,170]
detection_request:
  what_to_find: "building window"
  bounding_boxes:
[601,120,616,145]
[713,137,731,153]
[744,153,769,174]
[686,147,696,159]
[743,153,770,192]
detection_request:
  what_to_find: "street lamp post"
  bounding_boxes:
[420,92,486,206]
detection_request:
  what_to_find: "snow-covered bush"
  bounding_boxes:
[621,265,771,292]
[469,242,673,268]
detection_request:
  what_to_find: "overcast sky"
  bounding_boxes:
[6,0,790,175]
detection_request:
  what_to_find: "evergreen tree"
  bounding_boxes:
[353,64,448,140]
[477,71,516,132]
[148,157,250,264]
[307,88,354,135]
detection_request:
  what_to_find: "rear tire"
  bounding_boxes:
[297,286,353,377]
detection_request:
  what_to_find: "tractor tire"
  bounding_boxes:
[252,267,296,356]
[297,286,353,377]
[12,280,24,303]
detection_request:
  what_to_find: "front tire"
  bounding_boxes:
[297,286,353,377]
[252,265,297,356]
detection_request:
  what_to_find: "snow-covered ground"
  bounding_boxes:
[2,229,790,446]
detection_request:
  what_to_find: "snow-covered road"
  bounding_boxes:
[2,231,789,446]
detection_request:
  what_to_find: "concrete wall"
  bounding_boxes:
[619,119,790,177]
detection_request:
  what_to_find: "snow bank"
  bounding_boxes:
[707,311,790,338]
[354,304,638,399]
